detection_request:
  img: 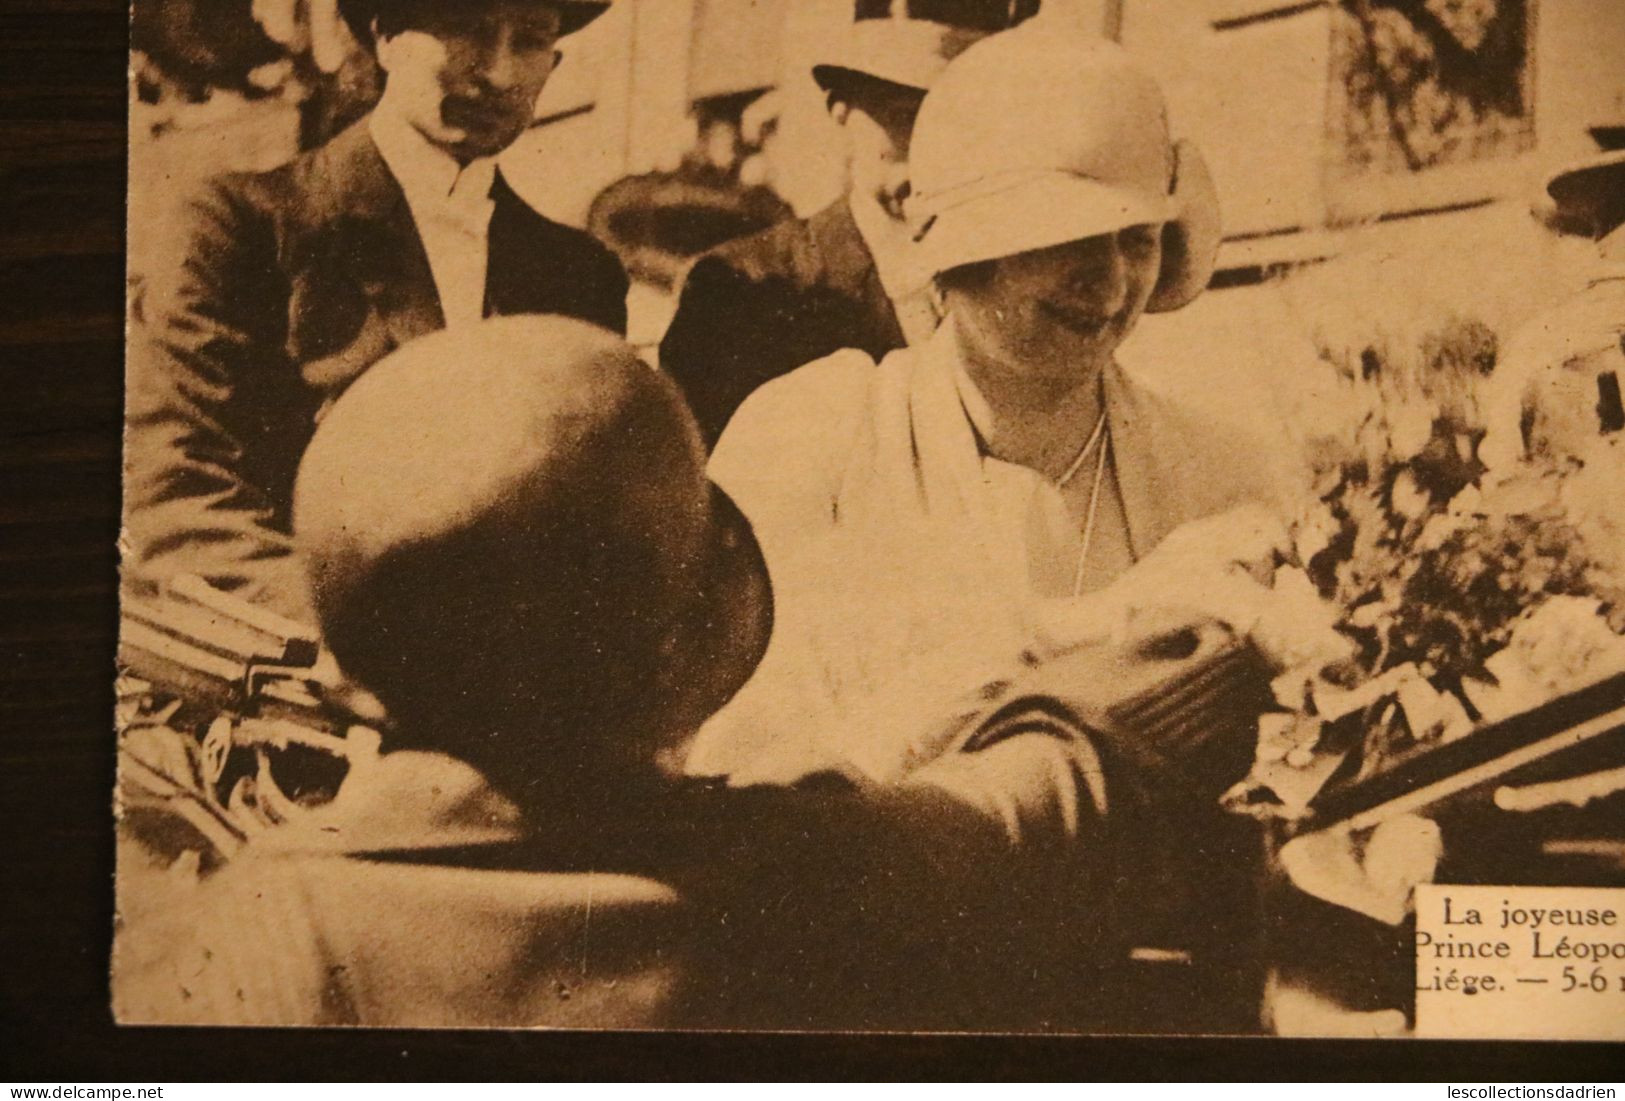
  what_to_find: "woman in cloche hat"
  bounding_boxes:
[692,28,1293,784]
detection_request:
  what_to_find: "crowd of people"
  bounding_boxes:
[115,0,1625,1030]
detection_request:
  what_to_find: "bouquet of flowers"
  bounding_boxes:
[1230,316,1625,819]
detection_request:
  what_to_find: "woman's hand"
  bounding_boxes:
[1035,504,1348,673]
[1140,502,1291,580]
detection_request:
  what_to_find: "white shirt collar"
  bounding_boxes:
[368,97,499,326]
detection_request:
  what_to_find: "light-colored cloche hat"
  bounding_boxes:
[339,0,612,45]
[907,27,1222,313]
[811,0,1039,97]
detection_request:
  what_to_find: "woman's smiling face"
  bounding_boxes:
[946,223,1164,388]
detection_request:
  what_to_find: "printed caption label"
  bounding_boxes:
[1414,884,1625,1039]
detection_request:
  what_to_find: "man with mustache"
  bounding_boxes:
[658,0,1039,448]
[125,0,629,623]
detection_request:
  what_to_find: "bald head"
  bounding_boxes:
[295,317,717,760]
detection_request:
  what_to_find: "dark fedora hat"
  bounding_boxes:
[1544,125,1625,238]
[340,0,612,45]
[812,0,1040,96]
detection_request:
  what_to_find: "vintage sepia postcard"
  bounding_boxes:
[114,0,1625,1037]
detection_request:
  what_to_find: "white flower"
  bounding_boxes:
[1291,502,1341,564]
[1500,596,1625,697]
[1387,403,1436,461]
[1388,468,1431,522]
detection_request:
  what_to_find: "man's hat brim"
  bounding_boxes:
[812,20,989,94]
[1546,149,1625,220]
[340,0,610,43]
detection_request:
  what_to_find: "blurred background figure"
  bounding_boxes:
[736,90,784,191]
[586,95,794,355]
[1480,121,1625,476]
[250,0,377,142]
[658,0,1040,447]
[124,0,629,622]
[129,0,378,272]
[131,0,373,152]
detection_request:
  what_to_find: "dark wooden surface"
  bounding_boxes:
[0,0,1617,1080]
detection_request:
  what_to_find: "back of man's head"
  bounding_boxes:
[295,317,712,776]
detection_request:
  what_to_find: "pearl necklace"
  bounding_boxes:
[1055,410,1111,597]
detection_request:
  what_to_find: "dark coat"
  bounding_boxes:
[658,200,904,447]
[113,728,1260,1031]
[112,740,1136,1030]
[125,118,629,620]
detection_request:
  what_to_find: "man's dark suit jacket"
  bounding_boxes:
[658,200,904,447]
[126,118,629,620]
[113,731,1261,1030]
